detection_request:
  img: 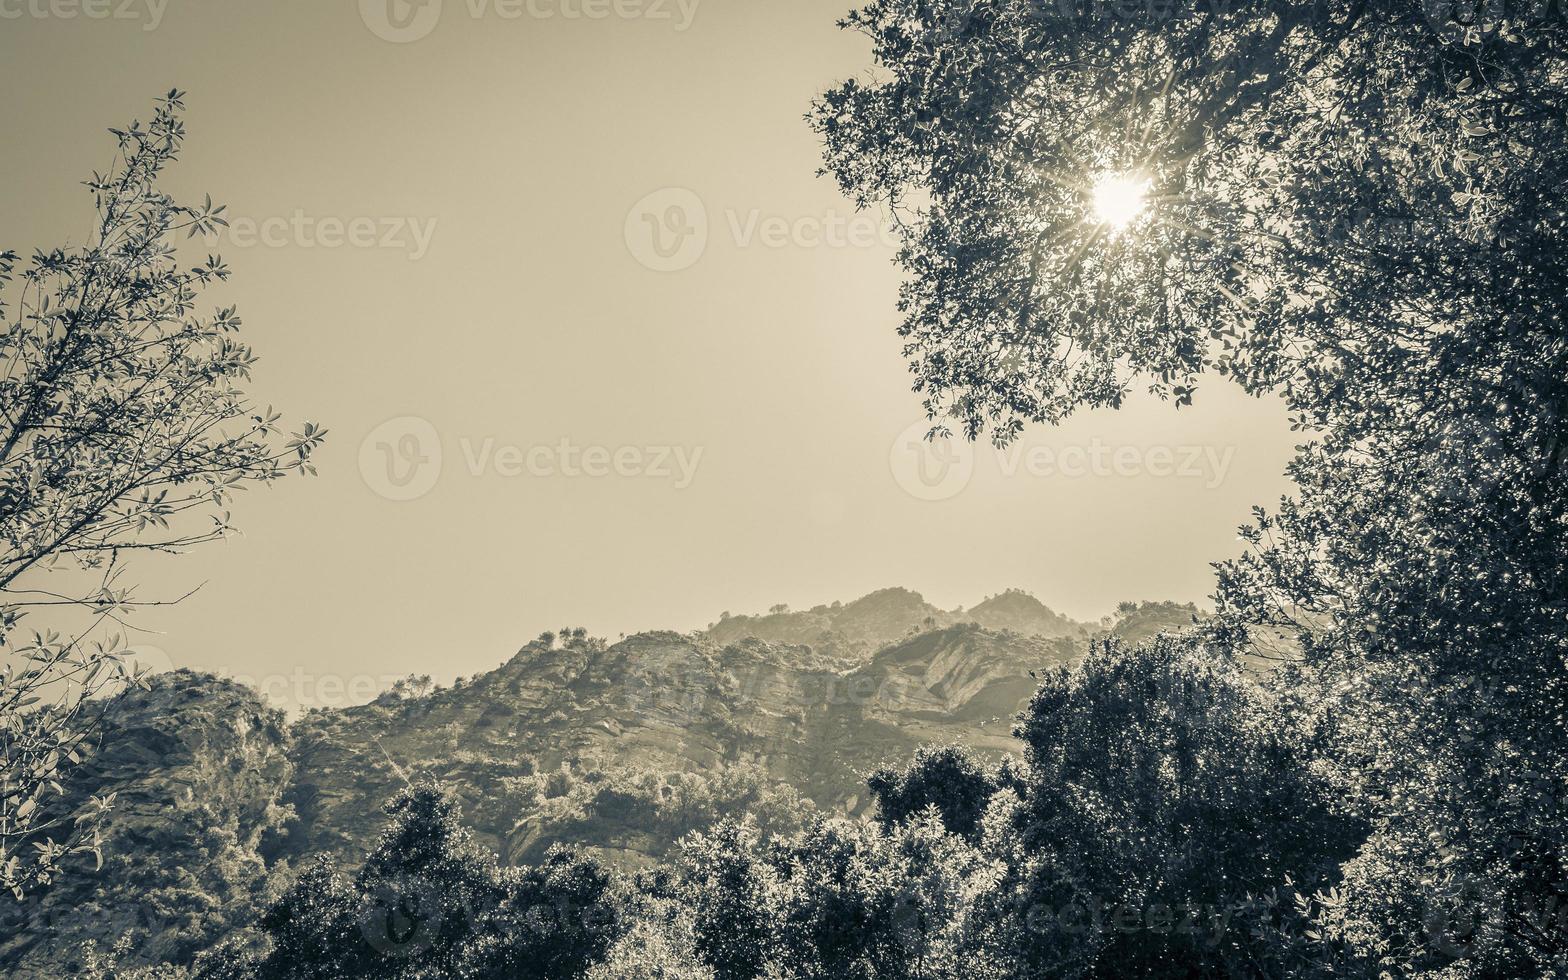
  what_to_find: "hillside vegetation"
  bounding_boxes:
[0,589,1193,976]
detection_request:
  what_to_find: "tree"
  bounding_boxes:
[983,637,1362,977]
[248,856,360,980]
[768,815,998,980]
[250,783,505,978]
[812,0,1566,439]
[814,2,1567,972]
[0,91,324,900]
[244,782,624,980]
[866,743,999,843]
[586,895,714,980]
[455,845,625,980]
[675,814,999,980]
[677,820,778,980]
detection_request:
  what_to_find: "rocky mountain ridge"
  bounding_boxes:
[281,621,1076,869]
[703,586,1087,655]
[0,589,1201,975]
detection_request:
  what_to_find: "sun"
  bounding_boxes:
[1090,173,1152,231]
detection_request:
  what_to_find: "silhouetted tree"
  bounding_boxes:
[867,744,997,843]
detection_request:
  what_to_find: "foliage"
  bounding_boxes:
[81,935,194,979]
[674,813,1000,980]
[233,782,626,980]
[584,894,715,980]
[813,0,1568,972]
[0,91,323,899]
[506,762,819,864]
[24,637,1369,979]
[810,0,1565,439]
[982,637,1362,977]
[866,743,1000,843]
[656,637,1355,979]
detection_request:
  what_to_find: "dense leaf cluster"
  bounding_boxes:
[810,0,1568,973]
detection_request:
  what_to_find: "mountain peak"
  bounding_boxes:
[705,587,1089,654]
[965,589,1080,639]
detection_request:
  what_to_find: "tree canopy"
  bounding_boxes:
[813,1,1568,973]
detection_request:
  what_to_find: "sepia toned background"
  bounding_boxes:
[0,0,1294,705]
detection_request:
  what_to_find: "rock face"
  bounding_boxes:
[0,672,294,976]
[280,623,1078,870]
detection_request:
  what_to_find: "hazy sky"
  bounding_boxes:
[0,0,1295,708]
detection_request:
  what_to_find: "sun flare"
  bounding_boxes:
[1091,173,1152,230]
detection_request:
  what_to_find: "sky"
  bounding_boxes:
[0,0,1296,709]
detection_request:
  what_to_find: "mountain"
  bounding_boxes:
[0,673,293,977]
[280,622,1075,870]
[703,587,950,655]
[0,588,1202,974]
[703,586,1088,655]
[1108,600,1205,646]
[966,589,1085,639]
